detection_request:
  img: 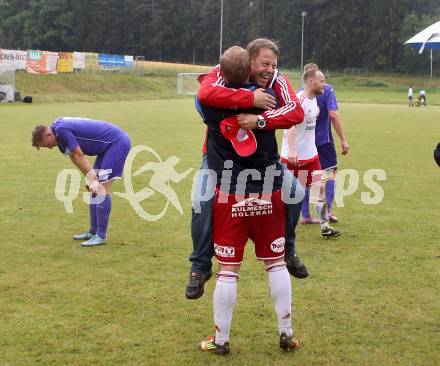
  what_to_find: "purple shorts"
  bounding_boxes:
[317,142,337,170]
[93,132,131,182]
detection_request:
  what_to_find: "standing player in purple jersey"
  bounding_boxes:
[300,63,349,224]
[32,117,131,246]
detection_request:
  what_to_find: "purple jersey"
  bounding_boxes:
[50,117,124,156]
[315,84,338,146]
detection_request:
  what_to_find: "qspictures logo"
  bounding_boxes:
[54,145,387,221]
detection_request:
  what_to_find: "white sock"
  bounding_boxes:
[315,201,329,229]
[267,264,293,336]
[214,271,238,345]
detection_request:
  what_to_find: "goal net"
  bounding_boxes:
[177,72,203,95]
[0,66,15,102]
[134,56,145,76]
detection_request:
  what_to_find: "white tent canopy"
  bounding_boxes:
[405,20,440,54]
[404,20,440,78]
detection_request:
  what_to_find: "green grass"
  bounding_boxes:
[0,99,439,365]
[14,71,440,105]
[283,73,440,105]
[16,73,180,103]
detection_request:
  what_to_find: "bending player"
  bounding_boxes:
[31,117,131,246]
[197,46,302,355]
[281,69,340,238]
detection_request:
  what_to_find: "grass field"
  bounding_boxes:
[1,91,440,365]
[15,70,440,105]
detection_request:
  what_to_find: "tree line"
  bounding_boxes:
[0,0,439,73]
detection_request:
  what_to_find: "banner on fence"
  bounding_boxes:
[73,52,86,69]
[0,49,27,69]
[26,50,43,74]
[124,55,134,68]
[26,50,59,74]
[44,51,59,74]
[57,52,73,73]
[99,54,125,69]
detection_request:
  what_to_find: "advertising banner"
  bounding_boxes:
[26,50,43,74]
[0,49,27,69]
[73,52,86,69]
[57,52,74,73]
[124,55,134,68]
[98,54,125,69]
[44,51,59,74]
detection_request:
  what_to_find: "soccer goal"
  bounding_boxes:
[0,65,16,102]
[134,56,145,76]
[177,72,203,95]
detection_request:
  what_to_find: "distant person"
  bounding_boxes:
[32,117,131,246]
[419,90,427,106]
[408,85,414,107]
[300,63,349,224]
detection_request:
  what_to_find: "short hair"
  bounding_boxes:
[246,38,279,59]
[303,63,319,72]
[32,125,48,149]
[302,69,320,83]
[220,46,250,84]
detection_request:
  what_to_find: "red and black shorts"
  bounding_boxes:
[212,188,285,265]
[281,157,322,187]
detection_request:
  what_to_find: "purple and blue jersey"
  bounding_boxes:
[50,117,125,156]
[315,84,338,147]
[50,117,131,182]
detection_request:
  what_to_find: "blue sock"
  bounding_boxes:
[96,194,112,239]
[325,180,336,212]
[89,195,97,234]
[301,186,311,218]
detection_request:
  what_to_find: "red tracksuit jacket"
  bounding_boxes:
[197,65,304,153]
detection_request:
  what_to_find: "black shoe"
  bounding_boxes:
[279,332,300,351]
[321,226,341,238]
[285,254,309,279]
[185,270,212,299]
[199,336,230,355]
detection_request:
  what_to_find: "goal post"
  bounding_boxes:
[177,72,204,95]
[134,56,145,76]
[0,66,16,102]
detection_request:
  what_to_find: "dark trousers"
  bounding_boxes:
[281,163,304,257]
[189,155,215,272]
